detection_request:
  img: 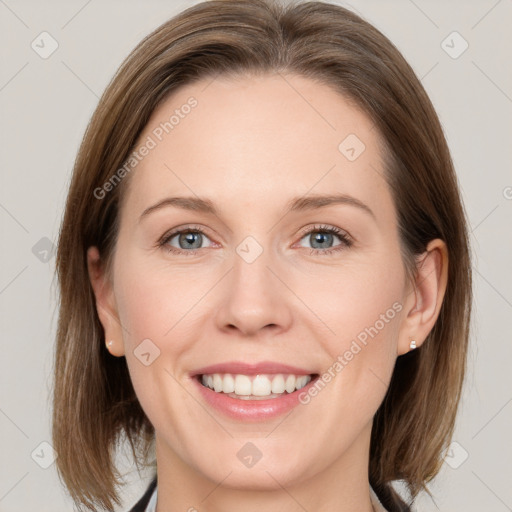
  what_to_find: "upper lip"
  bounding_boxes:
[191,361,316,377]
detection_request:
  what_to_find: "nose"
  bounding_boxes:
[214,246,293,338]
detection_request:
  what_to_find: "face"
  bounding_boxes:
[93,73,417,490]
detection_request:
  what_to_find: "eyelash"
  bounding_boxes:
[158,224,353,257]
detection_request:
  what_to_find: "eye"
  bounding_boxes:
[159,226,214,255]
[297,224,353,255]
[158,223,353,257]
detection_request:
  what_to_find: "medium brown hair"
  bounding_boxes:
[52,1,472,510]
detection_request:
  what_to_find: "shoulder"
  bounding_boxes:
[128,476,157,512]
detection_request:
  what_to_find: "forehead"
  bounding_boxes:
[122,73,391,221]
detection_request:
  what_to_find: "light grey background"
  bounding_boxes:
[1,0,511,510]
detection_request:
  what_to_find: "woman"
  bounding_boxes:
[52,1,472,511]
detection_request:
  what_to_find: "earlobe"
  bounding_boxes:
[87,246,125,357]
[397,239,449,356]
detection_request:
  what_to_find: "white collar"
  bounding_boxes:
[370,485,388,511]
[145,484,157,512]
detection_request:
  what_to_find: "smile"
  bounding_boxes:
[200,373,313,400]
[191,361,320,421]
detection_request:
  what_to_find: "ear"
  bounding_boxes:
[397,238,449,356]
[87,246,125,357]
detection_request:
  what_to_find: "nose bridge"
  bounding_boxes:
[233,235,271,294]
[215,233,292,335]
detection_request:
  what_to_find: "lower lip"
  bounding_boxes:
[192,375,319,422]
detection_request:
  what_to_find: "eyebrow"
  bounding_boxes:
[139,193,375,222]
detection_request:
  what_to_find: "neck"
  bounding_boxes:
[153,422,375,512]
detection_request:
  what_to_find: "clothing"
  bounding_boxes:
[129,477,389,512]
[128,477,157,512]
[370,486,388,512]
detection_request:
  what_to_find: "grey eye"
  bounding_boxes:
[167,231,211,250]
[299,231,342,250]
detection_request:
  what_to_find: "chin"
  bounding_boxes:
[206,466,302,492]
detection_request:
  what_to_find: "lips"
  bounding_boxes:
[190,361,319,421]
[190,361,315,377]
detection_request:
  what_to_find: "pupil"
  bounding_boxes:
[180,232,201,249]
[312,232,332,249]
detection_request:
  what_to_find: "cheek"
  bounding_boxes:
[111,255,210,433]
[298,256,404,346]
[297,252,405,395]
[111,252,223,413]
[289,266,404,459]
[113,251,215,347]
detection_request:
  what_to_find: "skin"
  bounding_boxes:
[88,73,448,512]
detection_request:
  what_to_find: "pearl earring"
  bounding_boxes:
[409,340,417,350]
[106,340,114,350]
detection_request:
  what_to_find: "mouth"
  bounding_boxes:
[196,372,318,400]
[190,361,320,420]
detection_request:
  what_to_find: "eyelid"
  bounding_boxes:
[296,223,352,242]
[158,224,216,249]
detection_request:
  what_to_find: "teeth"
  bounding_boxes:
[200,373,312,398]
[234,375,252,395]
[271,374,285,394]
[285,375,296,393]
